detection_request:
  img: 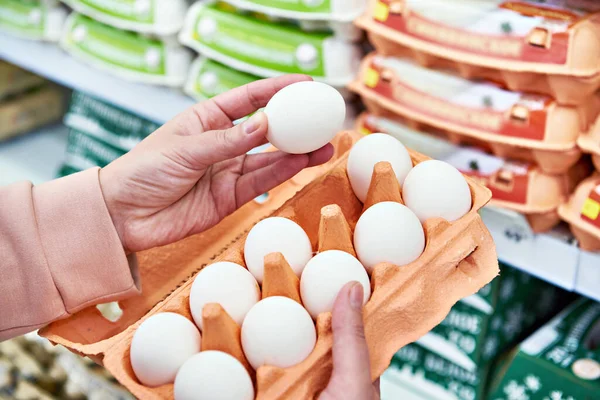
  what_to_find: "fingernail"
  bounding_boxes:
[349,282,364,310]
[244,113,263,135]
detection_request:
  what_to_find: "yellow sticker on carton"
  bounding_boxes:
[374,2,390,22]
[365,68,380,88]
[581,198,600,220]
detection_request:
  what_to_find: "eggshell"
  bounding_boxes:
[244,217,313,284]
[265,81,346,154]
[300,250,371,319]
[189,262,260,330]
[354,202,425,272]
[403,160,472,222]
[347,133,413,202]
[130,313,201,387]
[174,351,254,400]
[241,296,316,370]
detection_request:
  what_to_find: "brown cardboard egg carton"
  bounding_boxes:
[43,131,497,399]
[558,174,600,251]
[349,53,600,174]
[356,0,600,106]
[578,117,600,172]
[358,112,592,233]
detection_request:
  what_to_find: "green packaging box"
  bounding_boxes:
[488,298,600,400]
[64,129,125,171]
[64,91,160,151]
[417,264,571,372]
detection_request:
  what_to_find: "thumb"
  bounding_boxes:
[327,282,372,397]
[177,112,268,169]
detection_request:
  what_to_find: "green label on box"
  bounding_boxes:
[66,129,125,169]
[65,91,159,150]
[190,4,327,76]
[70,0,154,23]
[489,299,600,400]
[0,0,45,37]
[64,14,166,75]
[242,0,331,13]
[191,59,258,99]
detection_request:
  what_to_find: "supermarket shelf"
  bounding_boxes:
[0,33,196,124]
[481,207,600,302]
[0,124,68,186]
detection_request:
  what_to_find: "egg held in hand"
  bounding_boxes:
[241,296,316,370]
[244,217,313,284]
[347,133,413,202]
[174,351,254,400]
[130,312,201,387]
[300,250,371,319]
[354,202,425,273]
[403,160,472,223]
[189,261,260,330]
[265,81,346,154]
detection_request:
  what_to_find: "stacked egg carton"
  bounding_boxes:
[52,0,193,87]
[0,332,132,400]
[177,0,367,125]
[57,91,160,177]
[0,61,66,143]
[39,125,499,399]
[352,0,600,245]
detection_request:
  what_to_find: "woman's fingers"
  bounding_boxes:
[211,75,312,122]
[242,143,334,174]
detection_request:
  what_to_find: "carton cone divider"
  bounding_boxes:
[201,303,251,373]
[262,253,301,304]
[318,205,356,257]
[362,161,403,212]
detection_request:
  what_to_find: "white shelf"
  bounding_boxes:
[481,206,600,302]
[0,33,196,124]
[0,124,68,186]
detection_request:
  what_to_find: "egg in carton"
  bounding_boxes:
[349,52,600,175]
[38,132,356,359]
[60,131,498,399]
[558,174,600,251]
[578,116,600,172]
[356,0,600,106]
[358,112,593,233]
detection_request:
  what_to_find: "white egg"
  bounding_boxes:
[354,202,425,272]
[241,296,316,370]
[174,351,254,400]
[189,262,260,330]
[347,133,413,202]
[244,217,313,284]
[265,81,345,154]
[403,160,472,222]
[130,313,201,387]
[300,250,371,319]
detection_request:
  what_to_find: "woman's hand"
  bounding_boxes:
[100,75,333,253]
[320,282,381,400]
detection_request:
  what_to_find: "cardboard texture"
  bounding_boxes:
[41,131,498,399]
[488,298,600,400]
[356,0,600,106]
[349,53,600,174]
[578,116,600,172]
[358,112,592,233]
[558,174,600,251]
[0,61,45,101]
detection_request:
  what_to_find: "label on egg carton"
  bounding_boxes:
[362,54,558,143]
[64,91,160,152]
[60,13,192,86]
[184,57,260,101]
[487,298,600,400]
[64,129,126,171]
[369,0,600,66]
[0,0,66,41]
[179,2,362,86]
[416,263,571,372]
[581,183,600,231]
[219,0,366,22]
[61,0,189,35]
